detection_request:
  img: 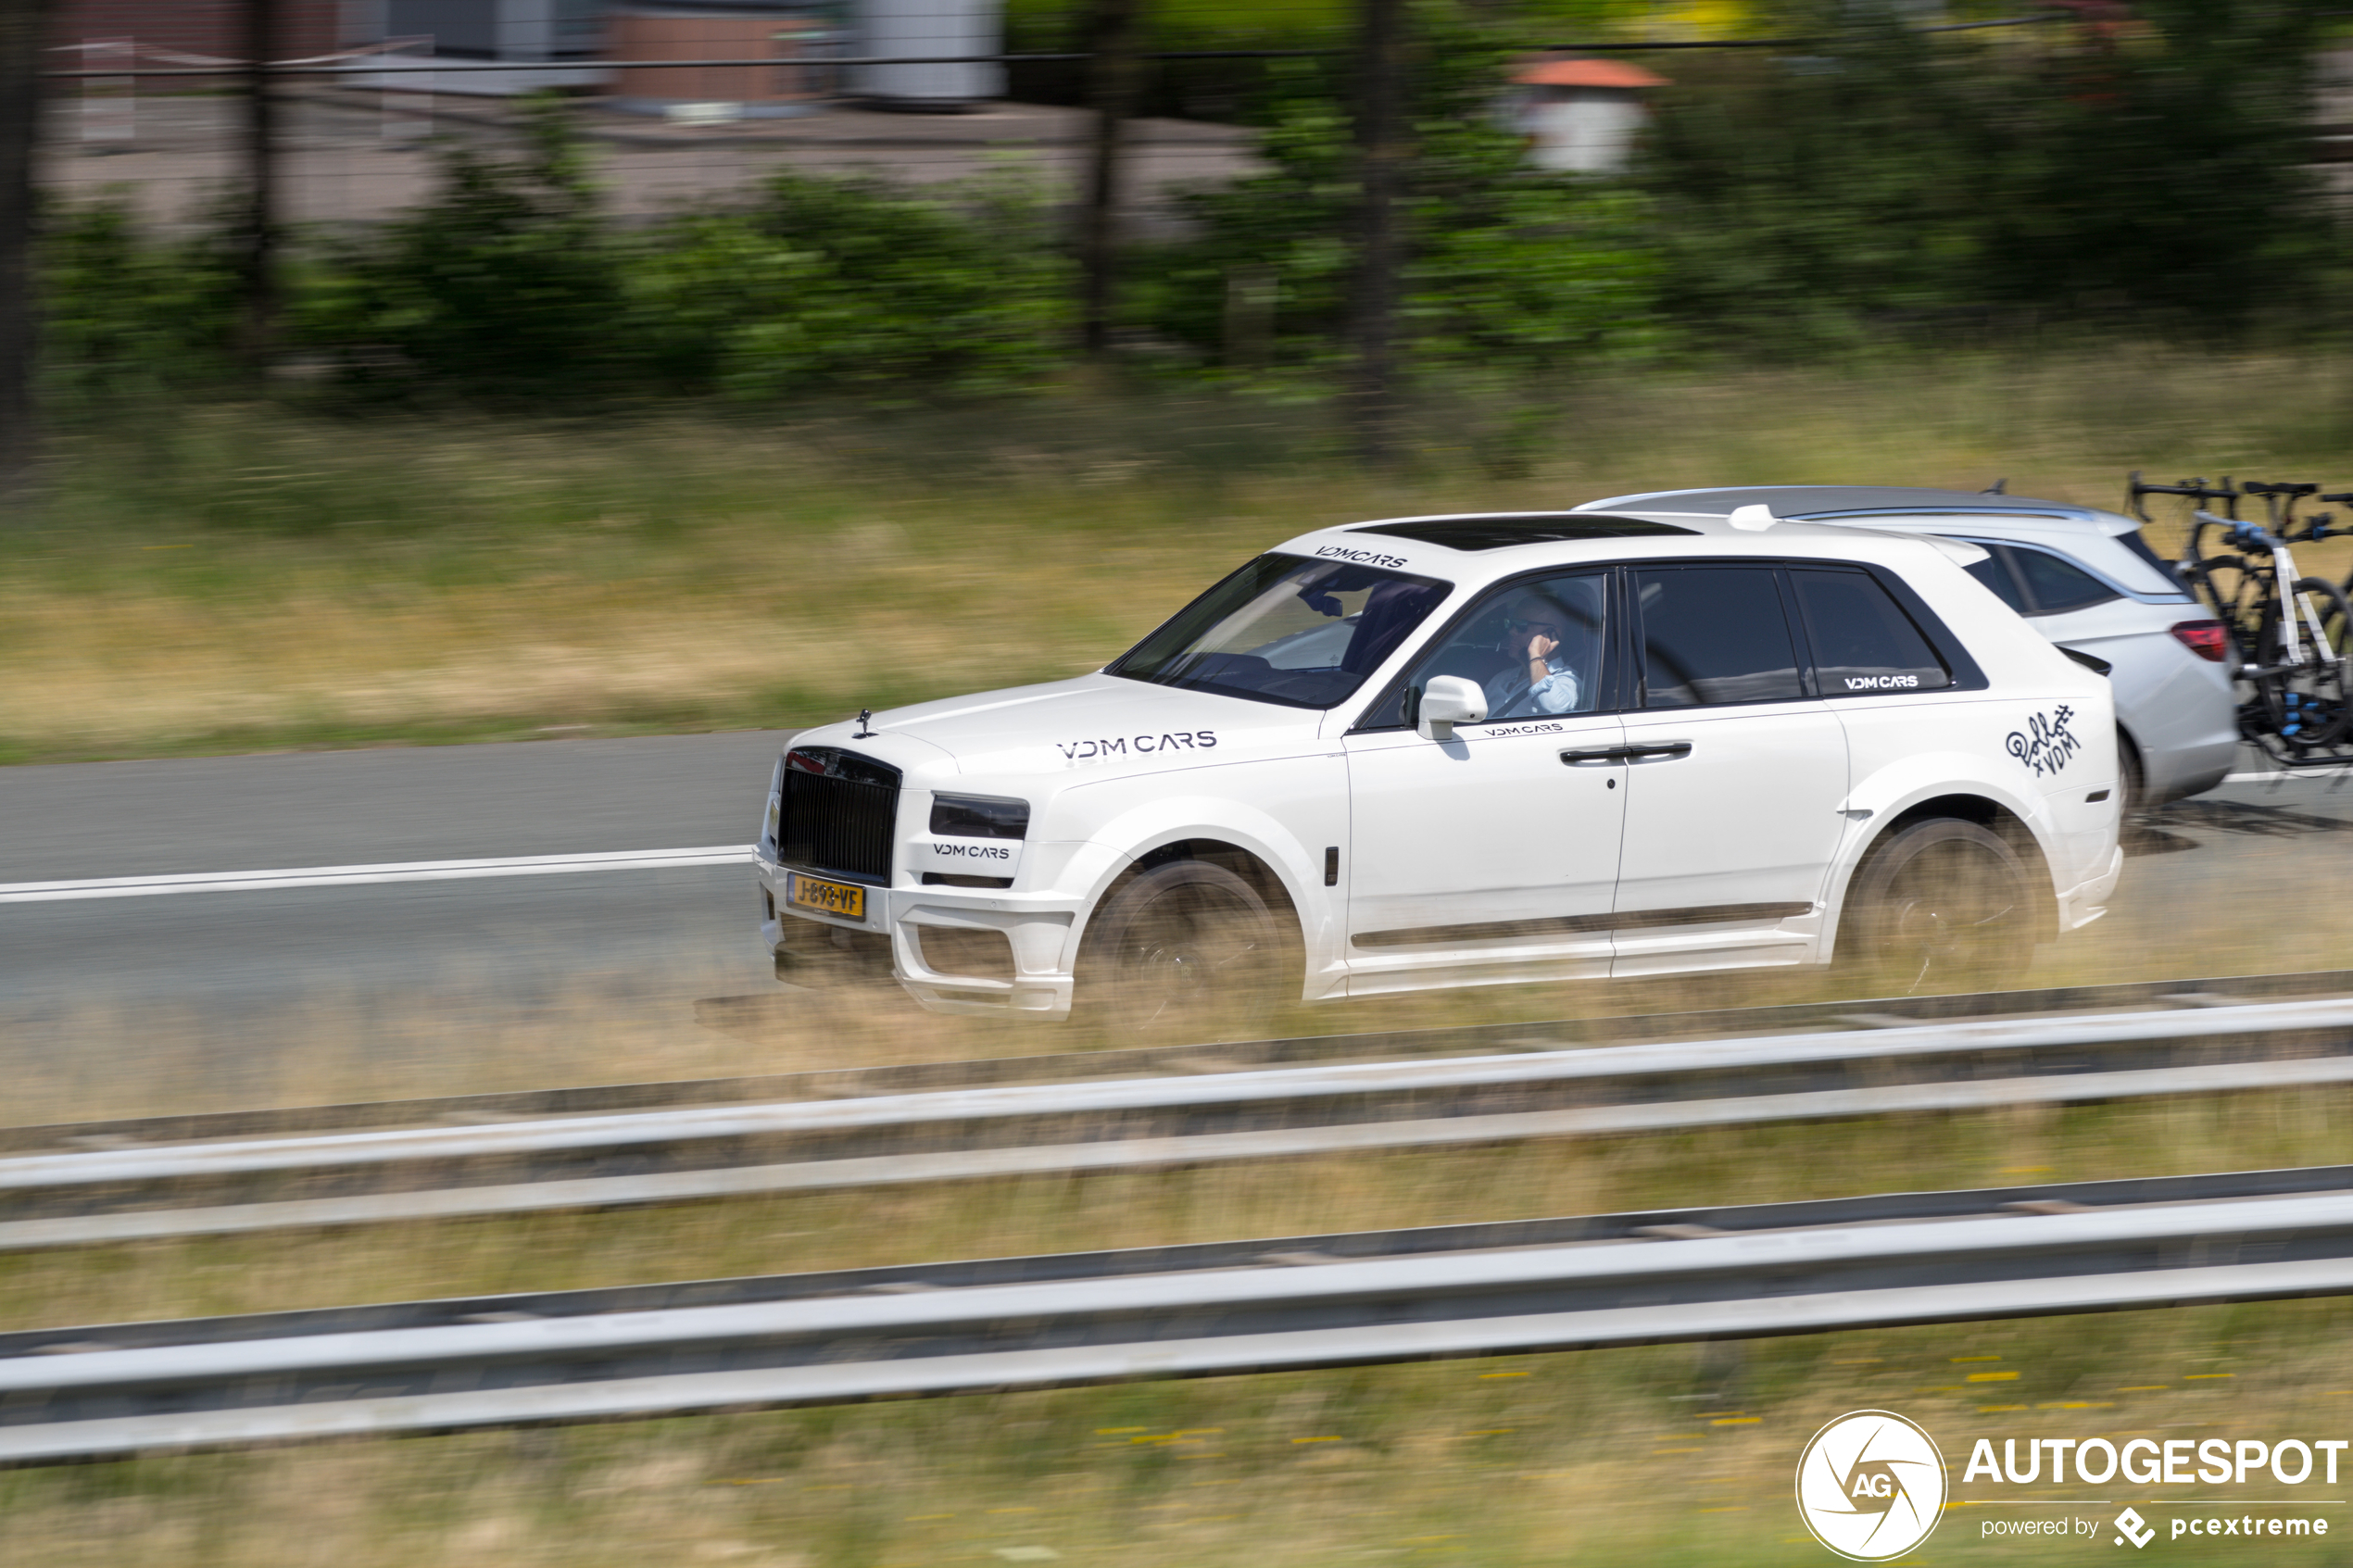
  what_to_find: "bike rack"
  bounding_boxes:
[2126,472,2353,769]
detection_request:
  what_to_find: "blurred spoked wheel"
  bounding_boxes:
[1077,860,1286,1040]
[1838,818,2038,996]
[2258,576,2353,751]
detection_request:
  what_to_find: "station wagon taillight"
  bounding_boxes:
[2169,621,2231,662]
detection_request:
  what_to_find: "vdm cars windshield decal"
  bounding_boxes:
[2007,705,2082,778]
[1312,545,1411,570]
[1057,731,1219,761]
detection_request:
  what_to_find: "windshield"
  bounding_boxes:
[1108,553,1453,709]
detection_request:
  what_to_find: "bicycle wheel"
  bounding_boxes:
[2257,576,2353,749]
[2182,553,2261,673]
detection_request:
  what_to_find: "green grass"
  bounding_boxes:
[6,1306,2349,1567]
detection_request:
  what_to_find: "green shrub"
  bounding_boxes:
[297,102,1069,402]
[629,171,1073,401]
[306,98,620,393]
[1640,0,2334,344]
[38,198,243,401]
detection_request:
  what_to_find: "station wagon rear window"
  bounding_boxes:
[1108,553,1453,710]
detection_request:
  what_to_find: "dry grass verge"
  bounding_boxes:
[14,350,2353,762]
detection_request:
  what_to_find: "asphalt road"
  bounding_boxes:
[7,732,2353,1122]
[0,734,793,1117]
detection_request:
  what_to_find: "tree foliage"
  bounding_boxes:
[1141,17,1665,377]
[1640,0,2333,342]
[30,7,2342,408]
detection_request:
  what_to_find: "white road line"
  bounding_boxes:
[2225,770,2353,784]
[0,846,756,903]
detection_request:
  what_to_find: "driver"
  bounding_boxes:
[1484,595,1582,717]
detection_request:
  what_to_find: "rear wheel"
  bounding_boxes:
[1837,819,2038,996]
[2257,576,2353,750]
[1076,860,1290,1039]
[2116,731,2145,819]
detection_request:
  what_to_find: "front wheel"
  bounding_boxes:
[1837,819,2039,996]
[2257,577,2353,750]
[1076,860,1291,1039]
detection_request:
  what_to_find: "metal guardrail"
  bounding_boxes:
[6,1162,2351,1465]
[16,966,2351,1152]
[6,987,2353,1253]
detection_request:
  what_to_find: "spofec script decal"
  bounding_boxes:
[2006,705,2081,778]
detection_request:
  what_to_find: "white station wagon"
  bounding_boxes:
[756,508,2121,1031]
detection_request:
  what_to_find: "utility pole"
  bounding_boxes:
[1348,0,1406,468]
[0,0,51,506]
[1078,0,1142,358]
[239,0,279,369]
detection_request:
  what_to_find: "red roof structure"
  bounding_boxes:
[1512,58,1670,91]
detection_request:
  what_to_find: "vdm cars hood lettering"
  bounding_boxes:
[1057,731,1218,761]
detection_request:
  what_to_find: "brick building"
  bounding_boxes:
[52,2,345,64]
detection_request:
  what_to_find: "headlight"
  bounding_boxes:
[929,793,1029,840]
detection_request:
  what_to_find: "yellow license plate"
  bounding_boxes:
[786,872,865,921]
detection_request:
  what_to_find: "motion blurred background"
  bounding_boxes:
[6,2,2353,1563]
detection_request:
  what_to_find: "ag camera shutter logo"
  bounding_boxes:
[1794,1410,1947,1561]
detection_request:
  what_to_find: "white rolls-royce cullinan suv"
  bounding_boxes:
[755,507,2121,1033]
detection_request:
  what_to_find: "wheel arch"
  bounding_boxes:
[1079,837,1311,997]
[1841,792,2058,952]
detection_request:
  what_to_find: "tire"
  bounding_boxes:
[2257,577,2353,750]
[1837,819,2039,996]
[2116,730,2145,819]
[1076,860,1289,1039]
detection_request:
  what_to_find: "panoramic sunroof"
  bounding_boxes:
[1349,515,1698,550]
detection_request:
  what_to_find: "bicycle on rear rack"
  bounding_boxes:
[2127,472,2353,764]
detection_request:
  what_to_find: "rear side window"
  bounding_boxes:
[1789,568,1954,696]
[2010,546,2121,614]
[1961,549,2029,612]
[2117,528,2186,593]
[1634,566,1806,708]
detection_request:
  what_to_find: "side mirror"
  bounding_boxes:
[1416,674,1488,742]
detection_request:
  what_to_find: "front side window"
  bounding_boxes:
[1385,571,1610,725]
[1790,567,1954,695]
[1635,566,1806,707]
[1108,553,1452,709]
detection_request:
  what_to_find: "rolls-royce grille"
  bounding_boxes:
[778,746,900,884]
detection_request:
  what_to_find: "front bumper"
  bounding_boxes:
[2055,842,2123,934]
[755,848,1081,1018]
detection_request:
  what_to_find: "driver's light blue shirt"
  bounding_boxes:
[1485,659,1581,718]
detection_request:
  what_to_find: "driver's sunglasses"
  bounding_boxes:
[1505,618,1561,635]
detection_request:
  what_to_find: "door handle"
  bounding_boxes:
[1559,742,1694,766]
